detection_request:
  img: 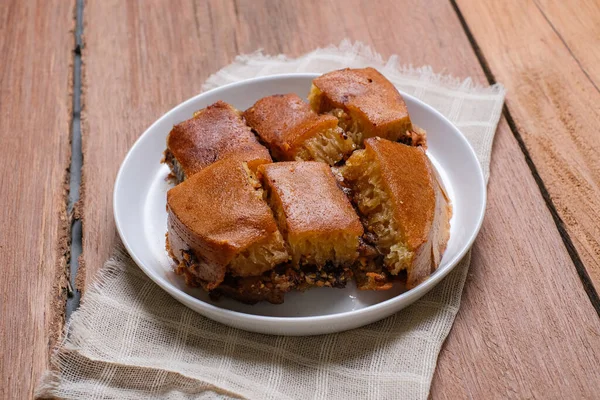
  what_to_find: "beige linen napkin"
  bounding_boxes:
[38,41,504,400]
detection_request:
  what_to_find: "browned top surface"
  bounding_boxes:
[167,100,271,176]
[311,67,411,129]
[243,94,338,156]
[167,157,279,266]
[365,138,436,251]
[260,161,363,237]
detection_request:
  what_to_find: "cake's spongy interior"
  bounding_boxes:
[308,85,363,146]
[308,84,416,146]
[226,164,289,277]
[294,126,355,166]
[227,233,289,277]
[287,232,360,267]
[264,176,360,267]
[341,149,412,275]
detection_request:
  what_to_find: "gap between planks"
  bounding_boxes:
[450,0,600,316]
[65,0,84,319]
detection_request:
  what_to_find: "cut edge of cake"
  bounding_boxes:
[258,161,364,269]
[243,94,355,166]
[308,68,427,148]
[166,158,289,291]
[340,137,451,289]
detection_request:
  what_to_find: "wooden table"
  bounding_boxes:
[3,0,600,398]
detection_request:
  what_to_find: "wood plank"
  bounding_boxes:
[432,118,600,398]
[81,0,600,396]
[536,0,600,88]
[455,0,600,296]
[0,1,74,398]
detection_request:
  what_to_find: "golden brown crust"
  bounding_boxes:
[259,161,363,267]
[260,161,363,236]
[166,157,286,289]
[243,94,339,160]
[166,101,271,179]
[364,138,435,251]
[361,138,450,288]
[310,68,413,141]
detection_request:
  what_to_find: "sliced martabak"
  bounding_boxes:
[340,137,451,289]
[259,161,364,269]
[164,100,271,182]
[309,67,426,147]
[244,94,355,165]
[166,157,288,291]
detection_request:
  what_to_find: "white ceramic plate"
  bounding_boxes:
[114,73,486,336]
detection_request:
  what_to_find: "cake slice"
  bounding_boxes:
[308,67,426,147]
[340,137,451,289]
[243,94,355,165]
[163,100,271,182]
[259,161,363,269]
[166,157,288,291]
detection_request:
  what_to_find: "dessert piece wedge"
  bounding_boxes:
[163,100,271,182]
[340,137,451,289]
[259,161,363,270]
[244,94,355,165]
[166,157,288,291]
[308,67,426,147]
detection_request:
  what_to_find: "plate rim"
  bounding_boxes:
[113,72,486,328]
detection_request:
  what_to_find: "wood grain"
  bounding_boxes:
[455,0,600,296]
[0,1,74,398]
[80,0,600,397]
[536,0,600,88]
[432,118,600,399]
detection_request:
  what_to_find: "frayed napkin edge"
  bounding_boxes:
[202,39,506,99]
